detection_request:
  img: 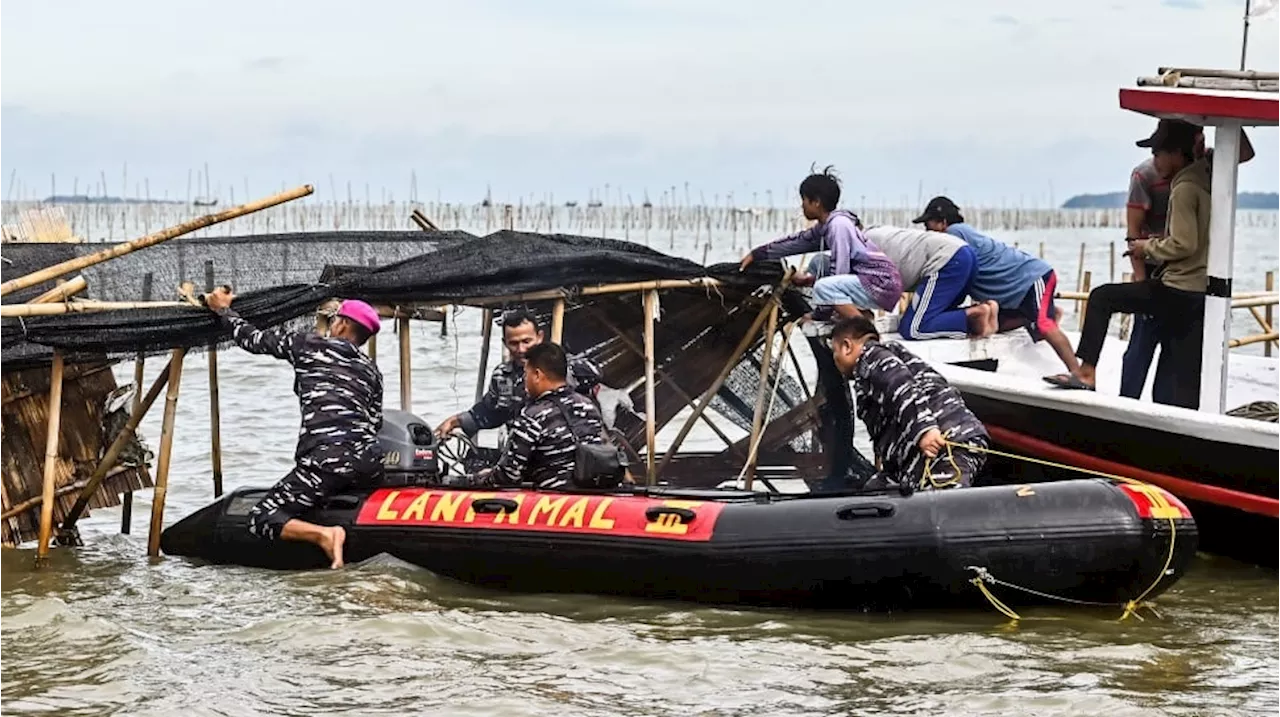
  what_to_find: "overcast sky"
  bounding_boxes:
[2,0,1277,207]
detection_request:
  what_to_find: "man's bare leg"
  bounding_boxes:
[281,519,346,569]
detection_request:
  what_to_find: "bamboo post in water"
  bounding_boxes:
[35,351,66,568]
[1075,243,1086,317]
[743,304,779,491]
[399,316,412,411]
[148,349,187,558]
[1268,271,1275,358]
[1109,242,1116,282]
[204,262,224,498]
[476,309,494,402]
[123,273,154,533]
[643,290,658,485]
[550,298,566,344]
[0,185,314,297]
[1080,271,1092,329]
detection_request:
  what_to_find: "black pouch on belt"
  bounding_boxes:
[553,400,628,488]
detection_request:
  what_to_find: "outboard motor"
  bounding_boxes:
[376,409,440,486]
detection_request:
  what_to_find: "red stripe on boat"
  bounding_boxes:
[986,424,1279,519]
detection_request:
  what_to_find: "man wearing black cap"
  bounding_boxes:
[1046,119,1211,408]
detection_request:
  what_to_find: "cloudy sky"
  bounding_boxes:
[2,0,1276,207]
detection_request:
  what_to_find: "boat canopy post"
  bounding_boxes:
[1202,121,1242,413]
[398,315,412,411]
[642,290,658,484]
[476,308,494,402]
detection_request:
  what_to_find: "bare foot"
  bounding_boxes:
[318,526,346,569]
[982,301,1000,337]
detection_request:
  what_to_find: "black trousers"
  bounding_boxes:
[1077,280,1205,410]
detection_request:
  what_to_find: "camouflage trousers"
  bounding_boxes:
[248,443,380,541]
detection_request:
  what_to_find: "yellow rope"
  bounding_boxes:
[940,439,1179,623]
[970,576,1024,621]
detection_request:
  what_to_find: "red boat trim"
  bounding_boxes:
[985,424,1279,519]
[1118,87,1279,124]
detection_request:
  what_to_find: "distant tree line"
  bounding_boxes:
[1063,191,1279,210]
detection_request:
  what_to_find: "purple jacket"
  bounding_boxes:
[751,210,903,310]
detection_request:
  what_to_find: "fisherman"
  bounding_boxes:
[914,197,1079,376]
[472,342,616,489]
[739,167,902,320]
[433,308,602,438]
[862,224,997,339]
[1047,120,1211,408]
[204,289,384,569]
[1120,120,1254,402]
[829,315,989,489]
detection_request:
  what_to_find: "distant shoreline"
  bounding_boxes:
[1063,191,1279,210]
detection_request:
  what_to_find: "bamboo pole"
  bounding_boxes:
[656,273,792,478]
[466,278,723,306]
[123,273,153,533]
[410,208,440,232]
[29,275,87,304]
[643,290,658,485]
[399,316,412,411]
[1230,331,1279,348]
[582,305,735,449]
[743,304,779,491]
[147,349,186,558]
[3,479,93,522]
[476,309,494,402]
[34,351,66,567]
[1232,295,1280,309]
[1267,271,1275,358]
[1075,242,1086,316]
[366,260,378,361]
[785,341,812,400]
[1,185,314,297]
[1,300,191,318]
[1109,242,1116,282]
[61,360,171,534]
[1247,306,1279,350]
[550,298,566,344]
[1080,271,1092,329]
[205,261,223,499]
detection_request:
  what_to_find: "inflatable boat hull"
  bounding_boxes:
[162,479,1197,610]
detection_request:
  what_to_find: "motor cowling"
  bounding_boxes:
[376,409,440,486]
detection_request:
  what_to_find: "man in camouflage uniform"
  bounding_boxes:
[205,289,384,568]
[830,316,988,490]
[473,342,611,489]
[434,308,602,438]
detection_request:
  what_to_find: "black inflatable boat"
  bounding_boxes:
[162,413,1198,611]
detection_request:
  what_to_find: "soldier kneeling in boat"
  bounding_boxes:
[471,342,627,489]
[830,316,989,490]
[434,308,603,438]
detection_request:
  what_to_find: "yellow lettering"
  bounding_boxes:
[643,500,702,535]
[527,496,567,526]
[464,492,497,523]
[400,491,433,521]
[588,498,615,530]
[376,490,402,520]
[492,494,526,524]
[558,497,589,528]
[431,491,467,522]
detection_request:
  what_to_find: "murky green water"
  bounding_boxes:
[3,228,1277,716]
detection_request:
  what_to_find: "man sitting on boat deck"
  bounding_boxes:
[204,289,384,569]
[1046,120,1211,408]
[914,197,1079,376]
[433,308,602,438]
[739,167,902,320]
[1120,120,1254,403]
[471,342,620,489]
[830,315,989,489]
[861,225,997,339]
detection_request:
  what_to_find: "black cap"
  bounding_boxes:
[1135,119,1202,150]
[912,196,961,225]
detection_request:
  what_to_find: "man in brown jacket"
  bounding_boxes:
[1046,119,1210,409]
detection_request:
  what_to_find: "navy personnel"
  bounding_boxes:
[475,342,613,489]
[830,315,989,490]
[434,309,602,438]
[205,289,384,569]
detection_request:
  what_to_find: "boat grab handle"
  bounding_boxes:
[836,503,895,520]
[471,498,521,514]
[645,506,696,524]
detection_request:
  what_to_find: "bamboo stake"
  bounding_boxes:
[34,351,66,567]
[582,305,735,449]
[1247,306,1279,350]
[1080,271,1092,330]
[476,309,494,402]
[29,275,87,304]
[785,341,812,400]
[550,298,566,344]
[61,360,171,534]
[1232,295,1280,309]
[643,290,658,485]
[1075,242,1086,316]
[1267,271,1275,358]
[743,304,779,491]
[3,479,94,522]
[1109,242,1116,282]
[1,185,314,297]
[147,349,186,558]
[123,273,153,533]
[399,316,412,411]
[1,300,191,318]
[205,262,223,498]
[1230,331,1279,348]
[366,260,378,361]
[656,273,792,478]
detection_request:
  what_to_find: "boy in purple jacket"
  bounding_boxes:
[740,168,902,320]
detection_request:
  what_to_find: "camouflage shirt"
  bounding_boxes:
[850,341,987,483]
[491,385,608,489]
[218,310,384,460]
[459,354,603,434]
